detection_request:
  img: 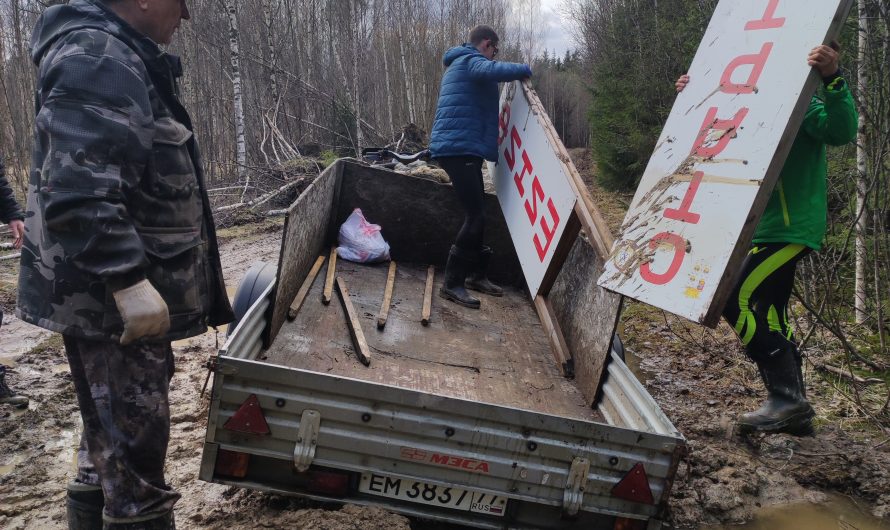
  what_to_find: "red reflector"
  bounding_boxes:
[308,469,350,497]
[611,463,655,505]
[224,394,271,435]
[614,517,647,530]
[216,448,250,478]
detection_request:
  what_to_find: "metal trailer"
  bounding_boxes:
[200,160,685,529]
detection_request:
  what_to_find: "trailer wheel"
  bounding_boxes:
[228,261,276,337]
[610,333,625,362]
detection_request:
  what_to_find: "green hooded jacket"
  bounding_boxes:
[753,79,858,250]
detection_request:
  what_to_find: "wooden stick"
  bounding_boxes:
[421,265,435,326]
[288,255,326,320]
[377,261,397,329]
[533,295,573,378]
[335,277,371,366]
[322,246,337,305]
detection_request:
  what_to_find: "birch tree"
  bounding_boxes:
[224,0,248,188]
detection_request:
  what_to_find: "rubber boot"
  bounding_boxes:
[0,365,28,408]
[67,481,104,530]
[465,246,503,297]
[439,245,480,309]
[104,511,175,530]
[738,337,814,435]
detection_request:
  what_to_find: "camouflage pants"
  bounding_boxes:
[63,335,180,520]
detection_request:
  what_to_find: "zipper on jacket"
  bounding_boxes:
[777,181,791,227]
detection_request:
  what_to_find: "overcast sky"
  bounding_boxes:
[539,0,575,58]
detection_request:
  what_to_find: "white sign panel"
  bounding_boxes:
[597,0,851,325]
[489,82,578,296]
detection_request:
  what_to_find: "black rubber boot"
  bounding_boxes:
[0,365,28,408]
[439,245,480,309]
[67,481,104,530]
[738,336,814,435]
[465,246,503,297]
[104,511,175,530]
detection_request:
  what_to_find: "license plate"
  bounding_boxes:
[359,473,507,517]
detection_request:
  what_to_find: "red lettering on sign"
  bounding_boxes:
[745,0,785,31]
[634,2,779,290]
[691,106,749,158]
[664,171,704,224]
[524,175,544,224]
[504,126,522,170]
[533,198,560,261]
[400,447,427,461]
[406,449,491,474]
[640,232,687,285]
[720,42,773,94]
[514,149,533,196]
[498,124,563,266]
[497,104,511,146]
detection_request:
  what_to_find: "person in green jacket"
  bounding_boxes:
[676,41,858,435]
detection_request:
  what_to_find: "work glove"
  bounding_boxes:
[523,64,533,78]
[113,279,171,345]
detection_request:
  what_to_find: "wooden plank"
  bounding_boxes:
[287,255,326,320]
[335,276,371,366]
[550,234,623,407]
[376,261,397,329]
[598,0,854,326]
[322,246,337,305]
[533,295,572,378]
[421,265,434,326]
[269,163,337,344]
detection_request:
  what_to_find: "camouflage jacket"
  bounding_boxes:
[17,0,234,342]
[0,156,24,224]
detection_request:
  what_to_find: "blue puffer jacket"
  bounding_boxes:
[430,45,530,162]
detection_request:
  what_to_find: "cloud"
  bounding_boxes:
[539,0,573,58]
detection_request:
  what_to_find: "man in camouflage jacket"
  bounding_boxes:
[17,1,233,528]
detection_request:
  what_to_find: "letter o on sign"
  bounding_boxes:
[640,232,687,285]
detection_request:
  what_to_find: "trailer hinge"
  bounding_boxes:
[293,409,321,472]
[204,356,237,375]
[201,356,236,398]
[563,456,590,516]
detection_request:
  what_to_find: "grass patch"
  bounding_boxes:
[28,333,64,357]
[216,217,284,241]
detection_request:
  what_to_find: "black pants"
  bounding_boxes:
[722,243,810,359]
[436,156,485,253]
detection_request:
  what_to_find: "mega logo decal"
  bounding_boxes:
[399,447,491,474]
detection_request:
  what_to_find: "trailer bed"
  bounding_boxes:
[264,259,601,422]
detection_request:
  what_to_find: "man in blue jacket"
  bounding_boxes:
[430,25,531,308]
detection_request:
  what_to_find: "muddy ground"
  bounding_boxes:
[2,156,890,529]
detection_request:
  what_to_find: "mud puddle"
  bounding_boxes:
[704,493,890,529]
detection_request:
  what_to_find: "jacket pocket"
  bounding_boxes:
[142,117,203,228]
[150,117,195,196]
[140,226,205,318]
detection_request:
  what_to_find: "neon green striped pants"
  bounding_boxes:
[722,243,810,354]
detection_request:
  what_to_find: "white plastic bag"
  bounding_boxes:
[336,208,391,263]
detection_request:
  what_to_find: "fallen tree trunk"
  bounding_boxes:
[813,361,884,386]
[214,176,308,213]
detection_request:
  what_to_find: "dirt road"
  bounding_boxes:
[2,206,889,529]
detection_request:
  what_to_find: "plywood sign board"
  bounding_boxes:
[488,81,580,297]
[597,0,853,326]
